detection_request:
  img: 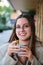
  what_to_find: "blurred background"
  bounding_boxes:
[0,0,43,46]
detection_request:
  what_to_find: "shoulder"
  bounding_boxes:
[35,41,43,47]
[35,41,43,63]
[35,41,43,56]
[0,43,9,55]
[35,41,43,51]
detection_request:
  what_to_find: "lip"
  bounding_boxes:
[18,32,27,36]
[19,34,26,37]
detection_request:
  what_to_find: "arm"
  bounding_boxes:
[19,45,43,65]
[31,56,42,65]
[26,56,42,65]
[0,43,18,65]
[0,52,18,65]
[28,46,43,65]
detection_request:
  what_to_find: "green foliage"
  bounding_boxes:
[0,6,13,31]
[0,6,13,24]
[2,16,6,24]
[0,14,2,23]
[0,6,3,12]
[3,6,13,13]
[0,24,12,30]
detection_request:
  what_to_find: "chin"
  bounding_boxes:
[19,36,31,41]
[19,38,28,41]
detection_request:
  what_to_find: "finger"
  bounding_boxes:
[9,48,20,53]
[21,46,28,49]
[9,45,20,49]
[13,46,20,49]
[20,47,27,51]
[9,50,19,54]
[18,52,27,57]
[10,41,17,45]
[18,54,27,57]
[19,52,26,55]
[20,46,30,51]
[11,40,19,45]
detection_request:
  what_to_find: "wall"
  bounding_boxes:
[35,0,43,42]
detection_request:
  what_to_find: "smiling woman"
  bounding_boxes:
[0,13,43,65]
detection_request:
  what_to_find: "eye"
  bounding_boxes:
[24,25,30,28]
[16,25,20,28]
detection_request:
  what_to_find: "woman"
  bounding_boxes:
[0,14,43,65]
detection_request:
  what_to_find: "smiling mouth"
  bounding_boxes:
[19,34,26,36]
[19,32,26,36]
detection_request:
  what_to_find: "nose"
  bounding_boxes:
[20,27,24,32]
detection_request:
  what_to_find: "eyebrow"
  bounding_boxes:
[16,23,30,27]
[16,22,29,25]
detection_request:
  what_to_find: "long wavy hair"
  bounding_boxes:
[9,14,37,56]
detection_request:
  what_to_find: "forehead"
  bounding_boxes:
[16,18,29,25]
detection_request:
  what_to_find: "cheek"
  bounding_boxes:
[16,29,19,36]
[27,28,32,35]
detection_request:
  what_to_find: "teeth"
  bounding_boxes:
[20,34,25,35]
[19,33,26,36]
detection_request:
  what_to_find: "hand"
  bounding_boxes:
[18,46,34,62]
[7,41,20,56]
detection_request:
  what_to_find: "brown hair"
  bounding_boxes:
[9,14,36,56]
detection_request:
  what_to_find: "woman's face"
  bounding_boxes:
[16,18,32,41]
